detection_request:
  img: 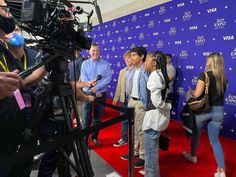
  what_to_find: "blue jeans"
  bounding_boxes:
[120,102,128,142]
[191,106,225,168]
[144,129,161,177]
[82,92,106,141]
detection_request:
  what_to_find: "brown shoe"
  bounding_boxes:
[92,139,101,146]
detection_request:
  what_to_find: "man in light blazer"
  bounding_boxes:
[113,50,135,147]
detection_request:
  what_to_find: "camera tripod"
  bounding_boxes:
[18,57,94,177]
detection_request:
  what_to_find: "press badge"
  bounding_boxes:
[14,89,26,110]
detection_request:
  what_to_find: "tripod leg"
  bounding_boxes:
[59,95,94,177]
[59,96,83,177]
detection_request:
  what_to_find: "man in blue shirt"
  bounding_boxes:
[80,43,112,146]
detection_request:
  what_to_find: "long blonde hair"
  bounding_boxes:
[205,52,227,94]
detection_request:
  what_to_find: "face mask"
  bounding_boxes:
[0,15,15,34]
[9,32,25,47]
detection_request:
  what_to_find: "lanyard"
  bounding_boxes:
[0,51,27,72]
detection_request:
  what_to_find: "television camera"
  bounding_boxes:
[4,0,97,176]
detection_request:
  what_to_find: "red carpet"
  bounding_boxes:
[89,105,236,177]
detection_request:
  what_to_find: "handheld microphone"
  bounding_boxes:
[95,74,102,82]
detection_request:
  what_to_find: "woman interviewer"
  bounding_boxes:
[142,51,171,177]
[183,52,227,177]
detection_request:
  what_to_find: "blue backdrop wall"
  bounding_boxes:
[87,0,236,139]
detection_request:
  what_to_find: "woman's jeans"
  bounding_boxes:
[144,129,161,177]
[191,106,225,168]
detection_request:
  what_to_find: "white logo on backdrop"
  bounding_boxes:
[132,15,137,22]
[177,2,185,7]
[116,62,121,68]
[93,34,96,39]
[144,13,150,17]
[175,40,182,44]
[111,69,115,75]
[159,6,166,15]
[177,87,185,96]
[180,50,188,59]
[191,76,198,85]
[214,18,226,29]
[117,36,122,43]
[186,65,194,69]
[148,20,155,28]
[183,11,192,21]
[131,43,136,49]
[157,40,164,48]
[112,21,116,27]
[189,25,198,30]
[110,92,114,98]
[223,36,234,41]
[106,54,110,60]
[102,39,105,45]
[112,46,116,52]
[202,51,211,56]
[231,48,236,59]
[139,33,145,40]
[153,32,159,36]
[124,26,129,33]
[164,18,171,23]
[169,27,177,35]
[195,36,206,45]
[207,7,217,13]
[97,26,101,31]
[107,31,111,37]
[225,94,236,106]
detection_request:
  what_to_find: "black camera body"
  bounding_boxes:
[7,0,92,56]
[21,0,43,24]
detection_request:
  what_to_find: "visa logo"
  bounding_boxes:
[136,25,141,29]
[128,37,132,40]
[223,36,234,40]
[177,2,185,7]
[189,25,198,30]
[175,41,182,44]
[153,32,159,36]
[164,18,171,22]
[145,13,150,16]
[207,8,217,13]
[186,65,194,69]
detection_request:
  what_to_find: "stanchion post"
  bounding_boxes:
[127,107,135,177]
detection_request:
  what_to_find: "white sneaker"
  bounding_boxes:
[182,151,198,163]
[214,171,226,177]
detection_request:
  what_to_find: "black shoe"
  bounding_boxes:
[121,153,139,160]
[134,158,145,168]
[113,139,128,147]
[92,139,101,146]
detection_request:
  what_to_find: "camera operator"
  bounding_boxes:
[0,1,46,176]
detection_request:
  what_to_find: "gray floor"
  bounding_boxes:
[30,150,122,177]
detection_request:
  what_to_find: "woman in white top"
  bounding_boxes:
[142,51,172,177]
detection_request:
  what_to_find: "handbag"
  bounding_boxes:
[187,72,211,114]
[159,130,170,151]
